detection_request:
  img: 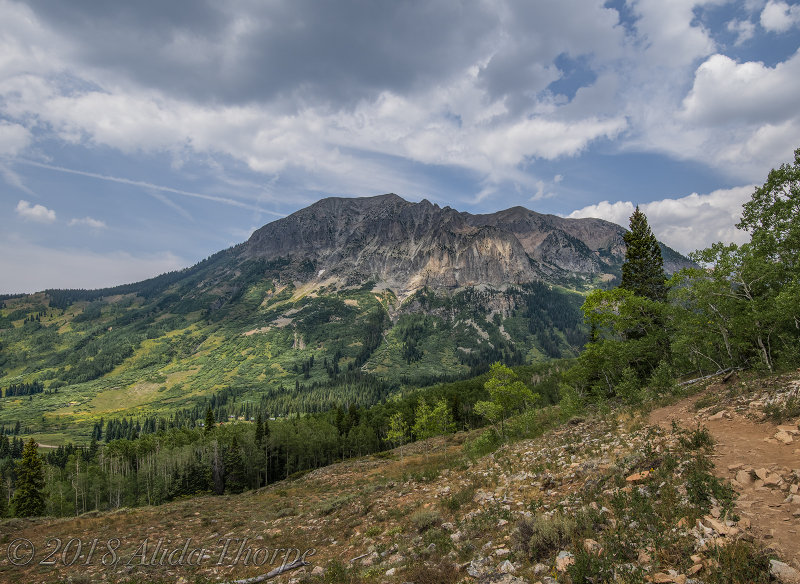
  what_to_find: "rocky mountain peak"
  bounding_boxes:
[241,194,691,295]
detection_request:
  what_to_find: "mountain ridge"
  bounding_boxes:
[242,193,691,297]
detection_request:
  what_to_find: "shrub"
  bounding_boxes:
[404,559,459,584]
[685,457,735,515]
[514,512,576,560]
[679,425,714,451]
[648,360,677,394]
[764,395,800,424]
[616,367,644,405]
[410,509,443,533]
[440,486,475,512]
[464,429,500,459]
[318,494,355,515]
[705,540,772,584]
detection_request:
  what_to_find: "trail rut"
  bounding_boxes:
[650,384,800,572]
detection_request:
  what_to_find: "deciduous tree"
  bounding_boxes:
[474,363,537,438]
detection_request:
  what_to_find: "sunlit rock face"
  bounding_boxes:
[243,194,692,295]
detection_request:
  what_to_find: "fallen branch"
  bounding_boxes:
[678,368,735,387]
[224,560,310,583]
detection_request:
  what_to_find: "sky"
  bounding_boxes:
[1,0,799,294]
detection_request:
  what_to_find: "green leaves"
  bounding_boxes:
[412,398,454,443]
[474,362,538,437]
[738,146,800,276]
[386,411,408,450]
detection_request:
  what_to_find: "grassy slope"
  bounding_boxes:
[0,277,586,443]
[2,371,792,584]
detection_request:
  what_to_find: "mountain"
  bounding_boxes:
[242,193,690,295]
[0,195,692,441]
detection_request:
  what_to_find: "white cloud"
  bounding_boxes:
[628,0,719,67]
[760,1,800,32]
[568,200,636,229]
[0,0,795,212]
[0,121,30,156]
[681,52,800,126]
[567,186,754,254]
[15,199,56,223]
[0,235,186,294]
[727,18,756,44]
[68,216,107,229]
[0,162,33,194]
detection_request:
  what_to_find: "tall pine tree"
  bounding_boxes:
[12,438,46,517]
[621,206,667,302]
[224,436,246,494]
[204,406,216,435]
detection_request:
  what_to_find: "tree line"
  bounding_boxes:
[563,147,800,403]
[3,361,561,517]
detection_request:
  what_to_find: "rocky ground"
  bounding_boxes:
[651,372,800,582]
[1,371,799,584]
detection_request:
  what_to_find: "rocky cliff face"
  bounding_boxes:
[243,194,691,295]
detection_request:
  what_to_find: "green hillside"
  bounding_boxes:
[0,260,586,443]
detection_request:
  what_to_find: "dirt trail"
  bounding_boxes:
[650,386,800,571]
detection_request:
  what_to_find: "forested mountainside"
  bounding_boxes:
[0,196,691,442]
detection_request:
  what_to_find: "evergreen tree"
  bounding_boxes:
[224,436,246,494]
[621,206,667,302]
[210,441,225,495]
[204,406,215,435]
[12,438,46,517]
[254,412,265,446]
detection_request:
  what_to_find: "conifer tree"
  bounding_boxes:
[210,441,225,495]
[224,436,246,494]
[621,206,667,302]
[254,412,265,446]
[12,438,46,517]
[204,406,215,435]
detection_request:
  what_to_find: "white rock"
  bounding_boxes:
[770,559,800,583]
[497,559,515,573]
[556,550,575,572]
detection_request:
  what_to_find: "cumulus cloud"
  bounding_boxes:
[567,186,754,254]
[681,52,800,126]
[0,121,30,156]
[627,0,717,67]
[0,0,796,214]
[0,0,635,198]
[761,1,800,32]
[15,199,56,223]
[68,216,107,229]
[568,200,636,229]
